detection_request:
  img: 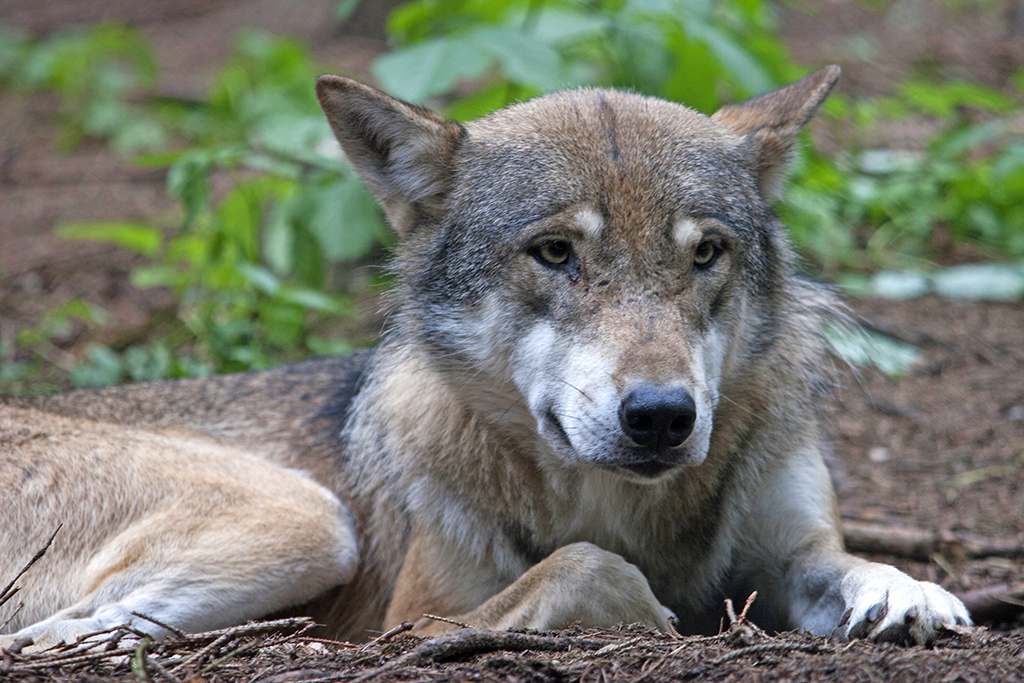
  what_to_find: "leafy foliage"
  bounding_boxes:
[375,0,795,117]
[0,24,163,152]
[0,1,1021,391]
[1,28,381,389]
[783,82,1024,275]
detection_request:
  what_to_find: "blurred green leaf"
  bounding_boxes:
[71,345,124,388]
[528,10,610,45]
[56,222,163,256]
[373,35,491,102]
[310,179,386,262]
[335,0,360,22]
[825,324,920,377]
[931,264,1024,301]
[869,271,930,299]
[168,151,212,228]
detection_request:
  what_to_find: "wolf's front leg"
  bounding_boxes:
[387,539,673,635]
[739,443,970,644]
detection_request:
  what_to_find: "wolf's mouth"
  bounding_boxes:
[619,459,675,478]
[545,408,573,450]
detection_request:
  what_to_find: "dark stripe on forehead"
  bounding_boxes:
[597,93,622,163]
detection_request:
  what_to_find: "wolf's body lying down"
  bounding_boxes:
[1,66,969,649]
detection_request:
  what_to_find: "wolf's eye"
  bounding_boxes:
[536,240,571,265]
[693,241,719,268]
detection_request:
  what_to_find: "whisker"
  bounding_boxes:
[717,391,768,425]
[557,378,594,404]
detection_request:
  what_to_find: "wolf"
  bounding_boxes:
[1,65,970,651]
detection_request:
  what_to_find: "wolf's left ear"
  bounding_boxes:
[712,65,840,199]
[316,75,466,237]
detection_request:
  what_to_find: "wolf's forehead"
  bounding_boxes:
[453,91,757,235]
[468,88,721,141]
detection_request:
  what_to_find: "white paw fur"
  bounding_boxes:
[839,563,971,644]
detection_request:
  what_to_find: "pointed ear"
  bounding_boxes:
[712,65,840,199]
[316,75,465,236]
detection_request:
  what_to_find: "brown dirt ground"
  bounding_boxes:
[2,1,1024,680]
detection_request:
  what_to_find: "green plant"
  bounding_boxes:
[0,24,164,153]
[374,0,797,118]
[2,28,384,390]
[2,2,1022,393]
[781,79,1024,275]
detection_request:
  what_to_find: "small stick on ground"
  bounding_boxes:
[131,611,187,638]
[349,628,606,683]
[737,592,757,623]
[720,592,766,645]
[0,525,62,609]
[9,645,140,670]
[588,636,645,658]
[199,636,263,674]
[359,621,413,651]
[0,602,23,632]
[169,633,231,674]
[666,616,683,640]
[711,641,823,665]
[422,614,473,630]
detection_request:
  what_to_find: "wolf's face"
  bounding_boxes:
[317,69,840,481]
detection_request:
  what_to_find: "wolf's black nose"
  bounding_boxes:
[619,386,696,450]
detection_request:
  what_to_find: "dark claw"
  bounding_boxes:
[838,607,853,628]
[848,619,872,640]
[875,624,914,646]
[904,606,918,624]
[955,616,967,626]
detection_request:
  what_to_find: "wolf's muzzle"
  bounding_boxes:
[618,385,696,451]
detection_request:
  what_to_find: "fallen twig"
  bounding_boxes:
[0,525,62,609]
[349,628,606,683]
[131,611,186,638]
[359,621,412,651]
[131,636,153,682]
[955,582,1024,624]
[168,618,313,674]
[9,644,139,670]
[199,636,263,673]
[422,613,473,629]
[711,641,824,665]
[588,636,645,657]
[842,519,1023,562]
[0,602,23,632]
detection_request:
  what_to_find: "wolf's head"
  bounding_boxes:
[318,68,839,483]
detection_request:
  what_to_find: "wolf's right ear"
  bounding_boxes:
[316,76,465,237]
[711,65,840,200]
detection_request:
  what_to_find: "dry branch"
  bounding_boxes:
[349,628,607,683]
[0,525,61,609]
[841,519,1023,562]
[955,582,1024,624]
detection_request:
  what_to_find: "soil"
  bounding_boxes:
[2,1,1024,681]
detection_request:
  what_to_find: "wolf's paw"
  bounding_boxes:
[838,563,971,645]
[0,632,65,655]
[554,542,677,631]
[480,542,675,632]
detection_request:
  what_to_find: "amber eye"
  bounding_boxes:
[537,240,571,265]
[693,240,719,268]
